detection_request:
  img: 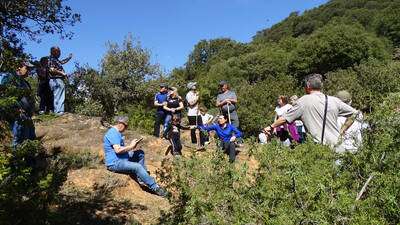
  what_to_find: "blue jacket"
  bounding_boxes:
[199,123,242,142]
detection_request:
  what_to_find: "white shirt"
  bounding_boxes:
[186,91,199,116]
[201,113,214,125]
[337,114,367,152]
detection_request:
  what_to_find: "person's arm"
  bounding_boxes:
[339,111,362,136]
[163,104,174,112]
[49,67,67,78]
[227,92,238,104]
[154,94,165,107]
[60,53,73,64]
[337,99,360,136]
[199,124,217,132]
[176,101,184,111]
[229,125,242,142]
[264,103,303,135]
[206,115,214,124]
[112,139,140,154]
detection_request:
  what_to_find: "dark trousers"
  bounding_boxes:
[169,131,182,155]
[38,81,53,112]
[153,110,166,137]
[220,141,236,163]
[188,115,204,145]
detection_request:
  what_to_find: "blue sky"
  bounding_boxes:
[23,0,328,74]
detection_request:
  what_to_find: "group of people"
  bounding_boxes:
[2,56,365,198]
[0,46,71,148]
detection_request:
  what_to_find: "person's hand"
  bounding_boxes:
[130,139,141,149]
[189,125,197,129]
[171,109,175,113]
[230,136,236,142]
[162,102,167,106]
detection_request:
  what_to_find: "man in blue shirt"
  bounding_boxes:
[103,116,167,197]
[153,83,169,137]
[199,115,242,162]
[0,61,36,148]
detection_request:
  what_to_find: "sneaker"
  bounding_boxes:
[38,111,45,115]
[153,187,168,197]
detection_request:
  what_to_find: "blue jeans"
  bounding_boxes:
[49,78,65,114]
[107,150,158,190]
[11,116,36,148]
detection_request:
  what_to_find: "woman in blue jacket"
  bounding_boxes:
[199,115,242,162]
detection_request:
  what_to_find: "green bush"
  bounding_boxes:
[0,141,68,225]
[161,93,400,224]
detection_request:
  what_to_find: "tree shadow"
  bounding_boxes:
[48,182,147,225]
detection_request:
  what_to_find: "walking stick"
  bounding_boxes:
[227,102,232,124]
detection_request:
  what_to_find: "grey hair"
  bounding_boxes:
[304,73,323,90]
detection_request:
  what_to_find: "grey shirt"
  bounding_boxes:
[217,90,237,113]
[283,92,358,147]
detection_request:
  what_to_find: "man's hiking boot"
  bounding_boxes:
[154,187,168,197]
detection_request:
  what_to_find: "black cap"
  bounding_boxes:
[159,83,168,88]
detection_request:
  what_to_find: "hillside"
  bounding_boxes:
[34,113,257,224]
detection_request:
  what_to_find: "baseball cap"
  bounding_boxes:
[115,116,129,126]
[187,82,197,89]
[159,83,168,88]
[336,90,352,104]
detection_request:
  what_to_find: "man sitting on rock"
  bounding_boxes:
[103,116,167,197]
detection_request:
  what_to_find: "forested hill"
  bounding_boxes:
[166,0,400,135]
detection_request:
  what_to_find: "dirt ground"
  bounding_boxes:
[35,113,257,224]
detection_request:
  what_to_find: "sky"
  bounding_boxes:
[23,0,328,74]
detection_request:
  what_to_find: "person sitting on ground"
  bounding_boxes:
[48,46,73,116]
[336,90,367,153]
[263,74,361,153]
[199,106,214,145]
[37,57,54,114]
[163,87,184,137]
[0,61,36,148]
[103,116,167,197]
[153,83,169,137]
[164,115,193,156]
[199,115,242,163]
[186,82,205,148]
[216,80,239,128]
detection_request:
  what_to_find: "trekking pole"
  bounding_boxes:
[227,102,232,124]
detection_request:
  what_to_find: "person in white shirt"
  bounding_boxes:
[185,82,205,147]
[199,106,214,145]
[336,90,367,153]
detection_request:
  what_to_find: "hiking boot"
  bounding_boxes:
[153,187,168,197]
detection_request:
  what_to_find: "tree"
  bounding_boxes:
[0,0,80,71]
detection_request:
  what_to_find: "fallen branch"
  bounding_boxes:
[356,174,374,201]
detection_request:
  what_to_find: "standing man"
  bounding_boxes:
[216,81,240,128]
[186,82,204,147]
[48,46,72,116]
[103,116,167,197]
[153,83,168,137]
[263,74,361,152]
[0,61,36,148]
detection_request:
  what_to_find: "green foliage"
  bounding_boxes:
[124,104,155,135]
[162,97,400,224]
[0,141,68,225]
[75,35,162,118]
[288,22,390,79]
[325,60,400,111]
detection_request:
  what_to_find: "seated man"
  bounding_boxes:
[199,115,242,163]
[103,116,167,197]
